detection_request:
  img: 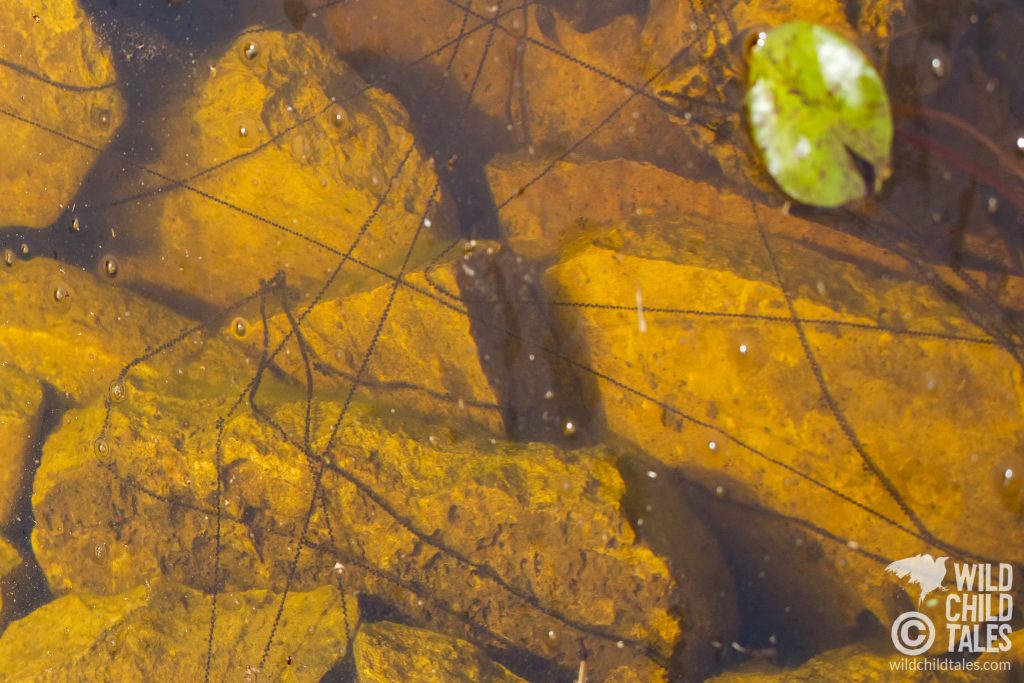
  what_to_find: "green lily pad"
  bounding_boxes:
[745,21,893,208]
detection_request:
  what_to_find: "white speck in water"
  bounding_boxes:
[930,57,944,77]
[563,421,576,437]
[738,344,748,354]
[1006,468,1015,482]
[1017,136,1024,154]
[715,485,725,497]
[423,217,432,228]
[646,470,658,479]
[847,540,859,550]
[636,286,647,333]
[987,196,999,214]
[239,126,248,137]
[547,629,556,640]
[709,440,717,451]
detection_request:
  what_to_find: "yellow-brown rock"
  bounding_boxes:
[515,160,1024,644]
[320,0,848,185]
[489,154,1024,316]
[98,29,450,309]
[0,1,124,228]
[32,370,734,679]
[0,366,43,526]
[0,257,250,403]
[244,261,503,434]
[0,581,356,681]
[353,621,526,683]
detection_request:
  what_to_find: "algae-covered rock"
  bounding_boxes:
[98,29,450,309]
[509,161,1024,647]
[247,261,503,434]
[0,257,250,403]
[0,366,44,526]
[0,1,124,228]
[32,369,733,678]
[0,581,355,681]
[353,621,526,683]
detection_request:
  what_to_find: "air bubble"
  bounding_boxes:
[987,197,999,214]
[243,42,259,60]
[93,108,111,128]
[109,379,126,403]
[19,243,29,256]
[53,286,69,303]
[330,104,345,126]
[2,249,13,267]
[563,421,576,437]
[930,57,944,78]
[239,126,249,137]
[1017,137,1024,154]
[709,440,717,451]
[102,256,119,278]
[94,438,109,457]
[738,344,748,354]
[231,317,248,337]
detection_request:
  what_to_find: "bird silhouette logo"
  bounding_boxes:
[885,554,949,605]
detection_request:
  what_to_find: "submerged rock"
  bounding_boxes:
[353,621,526,683]
[247,260,504,435]
[32,367,734,679]
[0,581,355,681]
[319,0,851,187]
[0,257,249,404]
[0,0,124,228]
[0,366,43,526]
[491,157,1024,647]
[96,29,451,309]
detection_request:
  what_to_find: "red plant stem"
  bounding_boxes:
[895,127,1024,215]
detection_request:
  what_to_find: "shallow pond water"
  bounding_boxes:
[0,0,1022,681]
